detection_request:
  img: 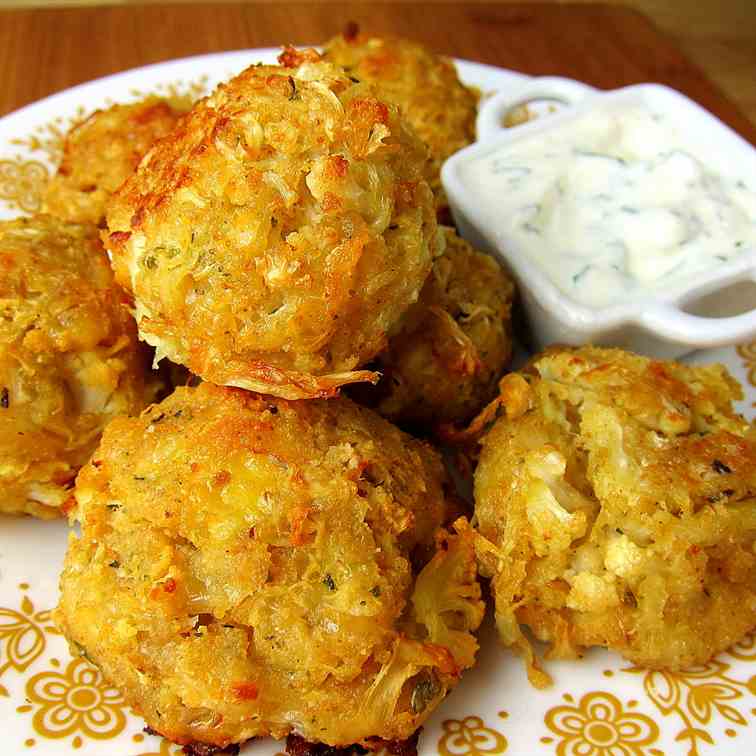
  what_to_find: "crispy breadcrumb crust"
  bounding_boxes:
[354,228,514,429]
[44,98,186,226]
[104,57,439,399]
[473,346,756,686]
[322,32,478,211]
[0,215,157,518]
[56,384,483,748]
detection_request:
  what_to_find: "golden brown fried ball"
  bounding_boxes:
[105,56,439,400]
[43,97,186,226]
[353,228,514,430]
[0,215,157,519]
[322,31,478,211]
[473,346,756,687]
[56,383,484,750]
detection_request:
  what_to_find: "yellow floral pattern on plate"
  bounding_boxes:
[626,637,756,756]
[543,691,660,756]
[0,157,49,214]
[9,106,87,167]
[0,591,59,698]
[727,634,756,662]
[19,656,128,746]
[438,713,509,756]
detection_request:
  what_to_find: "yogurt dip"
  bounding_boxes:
[459,103,756,308]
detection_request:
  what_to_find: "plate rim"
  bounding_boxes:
[0,48,530,127]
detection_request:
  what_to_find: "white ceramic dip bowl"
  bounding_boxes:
[442,77,756,358]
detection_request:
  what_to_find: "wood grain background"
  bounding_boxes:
[0,2,754,145]
[1,0,755,130]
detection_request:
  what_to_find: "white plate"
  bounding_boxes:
[1,50,755,756]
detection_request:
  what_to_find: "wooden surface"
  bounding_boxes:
[0,2,754,144]
[3,0,756,133]
[547,0,756,128]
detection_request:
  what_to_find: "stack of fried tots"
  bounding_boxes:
[0,37,494,755]
[1,28,754,756]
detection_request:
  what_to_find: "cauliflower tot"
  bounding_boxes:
[474,346,756,686]
[56,383,483,750]
[351,227,515,430]
[44,97,186,226]
[323,30,478,213]
[105,55,439,399]
[0,215,157,518]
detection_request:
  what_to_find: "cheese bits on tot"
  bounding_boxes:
[473,346,756,687]
[104,52,439,399]
[323,30,479,213]
[44,97,187,226]
[56,383,483,751]
[0,215,157,518]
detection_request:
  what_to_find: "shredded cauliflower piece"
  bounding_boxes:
[474,346,756,687]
